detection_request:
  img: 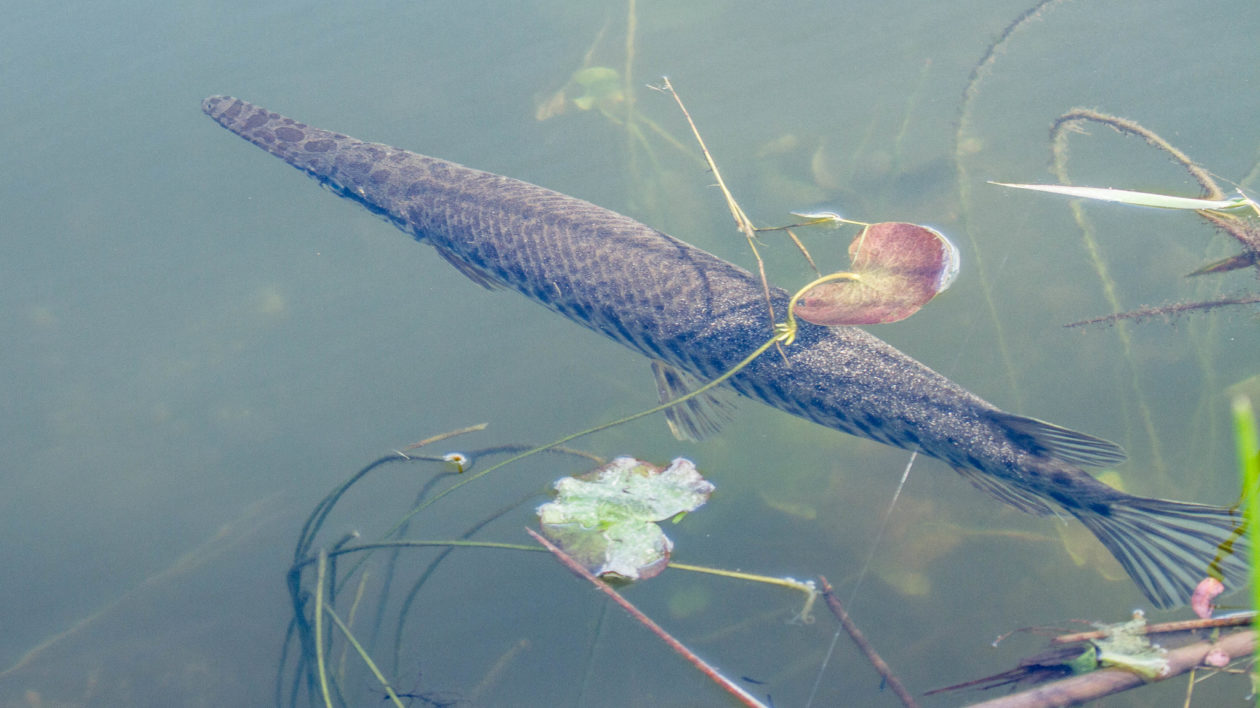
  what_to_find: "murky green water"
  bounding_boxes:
[3,1,1259,705]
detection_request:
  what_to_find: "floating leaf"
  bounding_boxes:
[536,457,714,582]
[990,181,1255,212]
[794,222,959,325]
[1091,612,1169,679]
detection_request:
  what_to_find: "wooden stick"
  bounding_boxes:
[1051,612,1255,644]
[526,528,768,708]
[968,629,1255,708]
[817,576,920,708]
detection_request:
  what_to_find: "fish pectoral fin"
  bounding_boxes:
[650,361,734,442]
[993,412,1127,468]
[952,466,1055,516]
[432,245,504,290]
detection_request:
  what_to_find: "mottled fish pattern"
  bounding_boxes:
[203,95,1245,608]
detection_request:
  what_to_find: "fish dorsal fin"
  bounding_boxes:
[951,465,1055,515]
[993,412,1127,468]
[650,361,734,442]
[432,245,503,290]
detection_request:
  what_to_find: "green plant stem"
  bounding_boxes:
[323,601,405,708]
[314,550,333,708]
[377,329,787,540]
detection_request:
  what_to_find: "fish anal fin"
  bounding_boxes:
[993,412,1126,468]
[433,245,503,290]
[651,361,734,442]
[952,465,1055,516]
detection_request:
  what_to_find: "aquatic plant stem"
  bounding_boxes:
[953,0,1068,411]
[817,576,920,708]
[658,77,781,338]
[322,601,405,708]
[380,329,786,536]
[526,527,769,708]
[1049,112,1193,478]
[314,550,333,708]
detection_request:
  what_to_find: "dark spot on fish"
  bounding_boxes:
[966,454,984,470]
[901,429,920,447]
[1089,502,1110,515]
[243,112,268,131]
[304,139,336,153]
[274,126,304,142]
[368,169,391,185]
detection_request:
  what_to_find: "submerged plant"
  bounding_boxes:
[994,109,1260,327]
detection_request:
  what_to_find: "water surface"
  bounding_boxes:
[3,1,1259,705]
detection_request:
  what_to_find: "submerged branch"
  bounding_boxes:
[967,629,1255,708]
[817,576,919,708]
[527,527,769,708]
[1064,294,1260,328]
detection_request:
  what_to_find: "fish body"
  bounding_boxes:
[203,96,1245,608]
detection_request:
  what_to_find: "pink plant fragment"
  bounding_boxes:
[794,222,959,326]
[1190,576,1224,619]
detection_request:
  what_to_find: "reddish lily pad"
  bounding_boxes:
[794,222,959,325]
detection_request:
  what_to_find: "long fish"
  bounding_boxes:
[203,95,1245,608]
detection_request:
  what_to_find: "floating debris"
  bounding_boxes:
[537,457,714,582]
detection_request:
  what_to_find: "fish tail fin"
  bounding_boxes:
[1069,495,1247,609]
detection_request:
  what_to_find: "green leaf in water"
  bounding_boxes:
[990,181,1255,212]
[1090,612,1169,679]
[569,66,624,112]
[793,222,960,326]
[537,457,714,582]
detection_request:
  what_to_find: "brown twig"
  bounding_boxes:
[1049,612,1255,644]
[1063,294,1260,328]
[658,77,782,344]
[817,576,920,708]
[967,629,1255,708]
[526,527,768,708]
[401,422,488,451]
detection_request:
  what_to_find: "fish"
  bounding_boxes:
[202,95,1246,609]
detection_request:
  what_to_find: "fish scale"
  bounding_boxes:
[203,95,1246,609]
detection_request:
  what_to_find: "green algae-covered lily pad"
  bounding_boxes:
[1091,612,1169,679]
[537,457,714,582]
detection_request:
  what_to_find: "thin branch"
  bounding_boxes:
[526,527,769,708]
[817,576,919,708]
[658,77,781,340]
[1051,612,1256,644]
[968,629,1255,708]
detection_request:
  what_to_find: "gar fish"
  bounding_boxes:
[202,95,1245,608]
